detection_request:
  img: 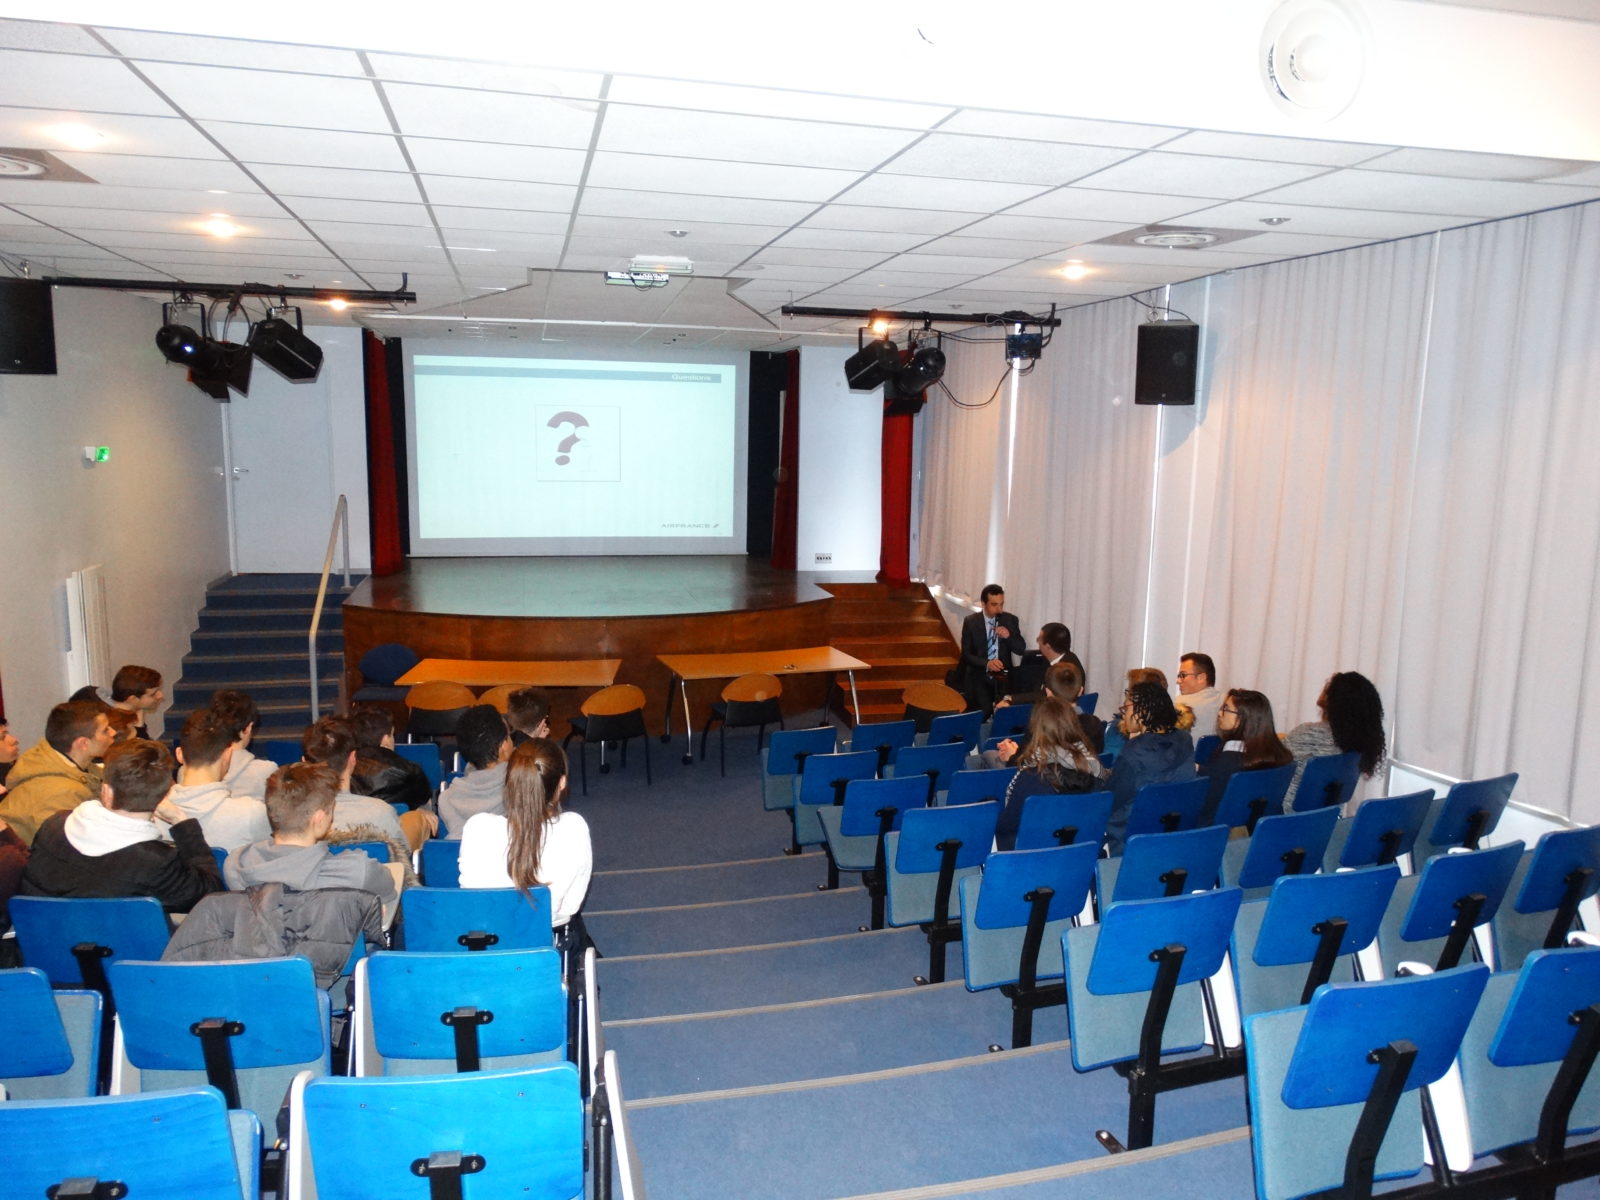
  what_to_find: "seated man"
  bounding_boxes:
[505,687,552,747]
[1176,651,1224,738]
[210,689,278,801]
[437,705,512,837]
[958,584,1026,716]
[109,664,165,740]
[0,700,115,846]
[302,716,433,854]
[1002,622,1075,703]
[350,705,431,812]
[168,708,270,853]
[20,738,223,913]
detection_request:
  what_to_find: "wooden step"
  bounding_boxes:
[831,636,952,657]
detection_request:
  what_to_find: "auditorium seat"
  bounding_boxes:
[846,717,915,776]
[1208,762,1295,833]
[987,702,1032,740]
[1321,788,1433,872]
[565,683,651,796]
[1288,750,1362,812]
[924,708,983,752]
[0,966,101,1099]
[393,739,444,792]
[885,740,970,805]
[788,749,878,855]
[399,885,553,953]
[1096,824,1229,909]
[419,837,463,887]
[1124,777,1211,839]
[1012,790,1113,853]
[699,672,784,776]
[759,725,837,819]
[1411,772,1518,865]
[944,766,1015,809]
[1218,807,1340,898]
[1491,824,1600,971]
[884,800,999,984]
[815,775,927,923]
[1373,839,1524,976]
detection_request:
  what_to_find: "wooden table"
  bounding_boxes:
[656,646,870,764]
[395,658,623,689]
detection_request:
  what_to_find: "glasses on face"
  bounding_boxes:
[1220,707,1237,716]
[1176,672,1197,680]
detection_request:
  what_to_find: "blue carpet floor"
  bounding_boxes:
[587,885,873,956]
[588,850,833,909]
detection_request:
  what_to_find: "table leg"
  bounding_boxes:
[847,670,862,727]
[660,675,679,744]
[680,679,695,766]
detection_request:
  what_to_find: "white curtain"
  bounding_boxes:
[1395,204,1600,822]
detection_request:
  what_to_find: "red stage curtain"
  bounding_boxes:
[362,330,405,576]
[878,410,915,585]
[769,349,801,571]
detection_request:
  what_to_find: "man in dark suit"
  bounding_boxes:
[958,584,1025,715]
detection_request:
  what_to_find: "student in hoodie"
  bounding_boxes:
[167,708,270,853]
[437,705,513,837]
[0,700,116,846]
[224,762,397,905]
[301,716,434,854]
[209,689,278,801]
[20,738,222,912]
[1104,681,1197,854]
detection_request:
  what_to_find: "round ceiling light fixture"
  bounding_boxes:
[0,153,46,177]
[1261,0,1370,120]
[1133,230,1220,249]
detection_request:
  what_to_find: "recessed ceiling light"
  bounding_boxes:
[1260,216,1291,226]
[667,229,689,238]
[206,189,229,195]
[46,122,105,151]
[1060,260,1091,281]
[445,245,498,253]
[201,214,239,238]
[326,298,349,311]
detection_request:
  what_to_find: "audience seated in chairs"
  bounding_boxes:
[0,700,115,847]
[208,688,278,801]
[506,687,553,746]
[303,715,434,855]
[438,705,513,837]
[993,697,1106,852]
[1283,670,1386,810]
[19,738,223,913]
[1174,651,1224,738]
[107,664,165,741]
[349,705,432,812]
[1199,688,1293,817]
[1106,683,1196,855]
[166,708,270,854]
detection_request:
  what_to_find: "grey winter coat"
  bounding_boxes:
[162,882,384,988]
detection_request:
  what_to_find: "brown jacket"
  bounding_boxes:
[0,741,99,847]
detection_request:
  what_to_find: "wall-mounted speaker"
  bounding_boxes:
[0,277,58,375]
[1135,321,1199,406]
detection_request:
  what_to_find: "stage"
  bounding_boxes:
[341,557,879,734]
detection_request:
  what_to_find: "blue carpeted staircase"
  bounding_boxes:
[169,573,360,739]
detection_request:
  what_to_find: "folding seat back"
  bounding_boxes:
[353,948,565,1076]
[926,708,983,752]
[289,1063,584,1200]
[887,740,969,804]
[1412,772,1518,865]
[394,740,443,792]
[1077,692,1098,716]
[0,966,101,1100]
[791,750,878,848]
[987,704,1032,740]
[1231,864,1401,1019]
[1124,776,1211,838]
[1208,762,1294,832]
[846,719,914,776]
[816,775,928,927]
[1493,825,1600,972]
[1096,824,1229,908]
[400,885,552,952]
[107,957,330,1128]
[1244,963,1489,1200]
[1193,734,1220,765]
[1376,839,1525,976]
[1322,788,1434,871]
[760,725,837,810]
[0,1086,260,1200]
[329,839,390,863]
[260,738,304,767]
[11,895,170,994]
[885,801,1000,984]
[419,837,463,887]
[1288,750,1362,812]
[1012,790,1113,852]
[944,767,1015,809]
[1219,806,1340,897]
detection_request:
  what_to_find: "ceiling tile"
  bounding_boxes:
[580,188,818,225]
[1253,170,1600,217]
[958,214,1129,243]
[1358,146,1592,181]
[586,152,856,202]
[0,49,170,115]
[433,208,569,234]
[571,215,787,244]
[248,164,421,203]
[847,268,986,289]
[912,234,1077,258]
[831,173,1049,212]
[1053,242,1282,269]
[604,76,950,129]
[1008,186,1203,224]
[768,227,926,253]
[381,82,598,148]
[880,251,1023,274]
[439,231,564,255]
[1208,230,1374,256]
[421,174,573,212]
[0,20,110,54]
[324,241,449,262]
[366,54,602,97]
[287,195,430,225]
[565,234,762,261]
[139,63,392,131]
[746,246,888,269]
[211,121,407,170]
[103,30,366,75]
[802,205,975,236]
[1553,162,1600,186]
[730,263,864,283]
[1160,130,1393,167]
[0,108,224,158]
[1166,199,1466,238]
[95,232,318,254]
[938,110,1183,149]
[1074,152,1331,199]
[599,106,919,171]
[882,134,1134,186]
[301,220,439,246]
[0,181,284,220]
[8,203,305,235]
[51,151,257,189]
[403,137,585,184]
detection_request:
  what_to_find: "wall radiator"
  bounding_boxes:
[64,564,111,695]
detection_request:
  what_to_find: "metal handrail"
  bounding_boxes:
[308,494,351,720]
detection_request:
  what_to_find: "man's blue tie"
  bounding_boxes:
[986,619,998,661]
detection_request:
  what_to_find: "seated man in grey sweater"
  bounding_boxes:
[437,705,512,837]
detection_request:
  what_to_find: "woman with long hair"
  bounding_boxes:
[1201,688,1293,815]
[1106,681,1196,853]
[457,737,592,931]
[1284,672,1387,807]
[994,696,1104,851]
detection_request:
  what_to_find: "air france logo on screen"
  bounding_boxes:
[537,406,621,481]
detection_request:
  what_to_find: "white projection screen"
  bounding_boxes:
[404,342,748,555]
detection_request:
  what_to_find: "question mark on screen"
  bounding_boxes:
[546,411,589,466]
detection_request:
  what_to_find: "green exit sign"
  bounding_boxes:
[94,446,111,462]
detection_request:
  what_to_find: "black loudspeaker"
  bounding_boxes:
[0,277,58,375]
[1135,321,1199,405]
[844,338,899,390]
[249,314,324,381]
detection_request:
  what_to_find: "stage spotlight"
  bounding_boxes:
[844,336,900,390]
[188,341,252,401]
[155,323,220,370]
[897,344,946,393]
[248,308,323,381]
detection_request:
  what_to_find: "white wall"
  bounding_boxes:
[0,287,231,740]
[795,346,883,572]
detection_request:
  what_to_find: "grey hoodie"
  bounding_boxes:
[166,780,270,852]
[438,761,507,837]
[224,839,396,904]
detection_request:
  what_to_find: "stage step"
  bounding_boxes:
[819,581,958,725]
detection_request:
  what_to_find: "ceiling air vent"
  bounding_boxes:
[1093,224,1260,251]
[1133,230,1220,248]
[0,148,96,183]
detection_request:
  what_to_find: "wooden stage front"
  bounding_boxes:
[341,557,875,734]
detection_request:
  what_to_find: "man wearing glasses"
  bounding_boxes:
[1175,652,1224,737]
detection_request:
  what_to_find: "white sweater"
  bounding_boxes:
[457,810,592,928]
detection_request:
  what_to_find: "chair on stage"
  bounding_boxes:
[351,948,565,1076]
[847,718,915,776]
[0,1086,262,1200]
[1095,824,1230,910]
[759,725,837,822]
[0,966,101,1100]
[1289,750,1362,812]
[960,842,1099,1048]
[1219,807,1341,899]
[1322,788,1435,872]
[353,642,421,704]
[787,749,878,856]
[884,801,999,985]
[1411,772,1518,866]
[286,1063,584,1200]
[1012,791,1113,853]
[945,767,1015,809]
[400,885,553,953]
[476,683,519,713]
[1063,885,1245,1153]
[1490,824,1600,973]
[886,740,970,805]
[394,739,444,794]
[106,956,331,1130]
[901,682,964,734]
[1124,777,1212,840]
[926,708,983,753]
[405,680,476,746]
[700,672,784,776]
[419,837,463,887]
[1374,839,1524,977]
[1243,963,1490,1200]
[565,683,651,795]
[815,775,927,923]
[1209,762,1295,834]
[1230,864,1401,1021]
